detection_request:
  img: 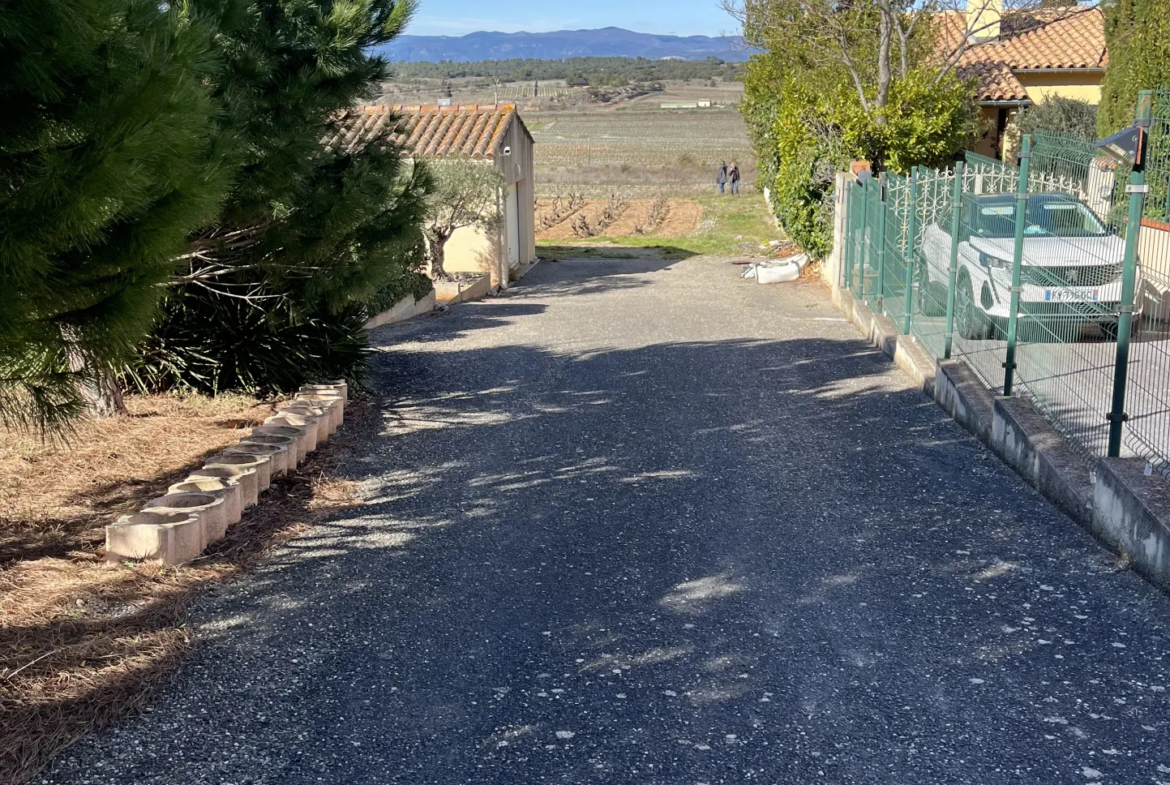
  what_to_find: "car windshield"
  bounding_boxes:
[971,198,1108,239]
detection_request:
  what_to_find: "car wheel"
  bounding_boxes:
[956,276,992,340]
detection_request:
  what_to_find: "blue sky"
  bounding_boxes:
[407,0,739,37]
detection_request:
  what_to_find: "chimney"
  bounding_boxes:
[966,0,1002,43]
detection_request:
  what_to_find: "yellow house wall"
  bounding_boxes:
[440,225,500,278]
[1015,72,1104,105]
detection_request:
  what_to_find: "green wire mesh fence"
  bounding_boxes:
[1123,90,1170,466]
[837,89,1170,470]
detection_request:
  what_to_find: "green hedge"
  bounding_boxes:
[366,270,434,316]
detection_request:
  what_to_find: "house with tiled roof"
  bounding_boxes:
[335,104,536,285]
[939,0,1107,158]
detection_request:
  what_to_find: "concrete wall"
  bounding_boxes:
[492,113,537,283]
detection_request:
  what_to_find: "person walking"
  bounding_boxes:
[716,161,728,195]
[729,162,741,195]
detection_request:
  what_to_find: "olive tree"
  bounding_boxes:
[423,160,506,280]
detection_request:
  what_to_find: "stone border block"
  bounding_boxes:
[243,433,301,468]
[106,510,202,565]
[206,453,272,494]
[189,466,259,510]
[225,442,291,477]
[144,492,228,545]
[275,405,329,441]
[266,414,321,452]
[169,478,242,527]
[254,424,310,461]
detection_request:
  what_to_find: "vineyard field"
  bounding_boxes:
[531,109,755,198]
[535,197,702,240]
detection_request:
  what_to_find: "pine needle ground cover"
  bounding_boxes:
[0,394,371,783]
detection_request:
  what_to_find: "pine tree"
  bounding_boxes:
[0,0,233,429]
[1099,0,1170,134]
[134,0,432,395]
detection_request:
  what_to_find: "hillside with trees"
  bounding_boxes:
[393,57,745,87]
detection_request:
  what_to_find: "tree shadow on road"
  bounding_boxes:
[90,304,1170,784]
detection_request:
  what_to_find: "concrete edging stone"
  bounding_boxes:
[826,274,1170,592]
[105,383,359,567]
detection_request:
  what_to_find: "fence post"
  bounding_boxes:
[858,178,870,299]
[875,172,888,313]
[944,162,965,359]
[843,183,854,288]
[1003,135,1032,396]
[903,169,919,334]
[1107,90,1154,457]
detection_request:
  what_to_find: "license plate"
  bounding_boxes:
[1044,288,1100,302]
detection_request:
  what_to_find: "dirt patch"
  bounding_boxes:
[536,199,703,240]
[0,394,370,784]
[657,199,703,237]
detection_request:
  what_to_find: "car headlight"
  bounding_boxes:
[978,251,1012,269]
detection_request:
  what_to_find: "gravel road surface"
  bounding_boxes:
[44,254,1170,784]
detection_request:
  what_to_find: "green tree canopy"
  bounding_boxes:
[132,0,433,397]
[1099,0,1170,134]
[0,0,234,429]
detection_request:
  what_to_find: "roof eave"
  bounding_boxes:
[1010,66,1106,73]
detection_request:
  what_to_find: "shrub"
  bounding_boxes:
[771,80,852,258]
[1016,97,1099,139]
[835,69,983,175]
[366,270,434,316]
[125,291,373,396]
[1099,0,1170,135]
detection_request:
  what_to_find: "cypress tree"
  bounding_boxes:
[0,0,233,429]
[1099,0,1170,134]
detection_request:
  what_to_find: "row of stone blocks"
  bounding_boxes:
[105,382,349,566]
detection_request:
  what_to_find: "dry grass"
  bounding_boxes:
[0,393,371,784]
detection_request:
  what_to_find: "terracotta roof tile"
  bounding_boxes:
[936,7,1106,103]
[958,60,1029,102]
[328,104,524,159]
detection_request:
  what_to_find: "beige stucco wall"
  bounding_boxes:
[1016,72,1104,105]
[492,114,537,278]
[441,224,501,278]
[422,111,537,287]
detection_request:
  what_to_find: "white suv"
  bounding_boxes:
[920,192,1140,340]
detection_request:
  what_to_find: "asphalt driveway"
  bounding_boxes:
[45,253,1170,784]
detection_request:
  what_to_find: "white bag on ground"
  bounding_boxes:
[753,253,810,284]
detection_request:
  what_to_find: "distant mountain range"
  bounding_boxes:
[377,27,752,63]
